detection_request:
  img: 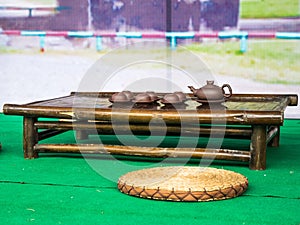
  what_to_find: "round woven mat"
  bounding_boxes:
[118,166,248,202]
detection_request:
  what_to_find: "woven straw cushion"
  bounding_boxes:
[118,166,248,202]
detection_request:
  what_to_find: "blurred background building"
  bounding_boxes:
[0,0,240,32]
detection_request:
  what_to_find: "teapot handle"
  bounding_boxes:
[222,84,232,98]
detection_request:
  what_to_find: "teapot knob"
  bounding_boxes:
[221,84,232,98]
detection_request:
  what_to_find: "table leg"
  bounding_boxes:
[23,117,38,159]
[250,125,267,170]
[76,130,89,140]
[268,126,280,147]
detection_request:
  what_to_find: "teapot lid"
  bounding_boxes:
[203,80,220,89]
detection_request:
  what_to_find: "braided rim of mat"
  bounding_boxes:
[118,166,248,202]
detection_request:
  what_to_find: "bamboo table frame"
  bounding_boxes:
[3,92,298,170]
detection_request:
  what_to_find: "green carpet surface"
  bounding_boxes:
[0,114,299,225]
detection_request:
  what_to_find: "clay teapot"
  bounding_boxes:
[188,81,232,101]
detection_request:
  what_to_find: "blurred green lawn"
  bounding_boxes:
[240,0,300,18]
[188,39,300,84]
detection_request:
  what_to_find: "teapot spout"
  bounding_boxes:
[188,86,196,94]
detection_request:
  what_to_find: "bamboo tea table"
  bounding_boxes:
[3,92,298,170]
